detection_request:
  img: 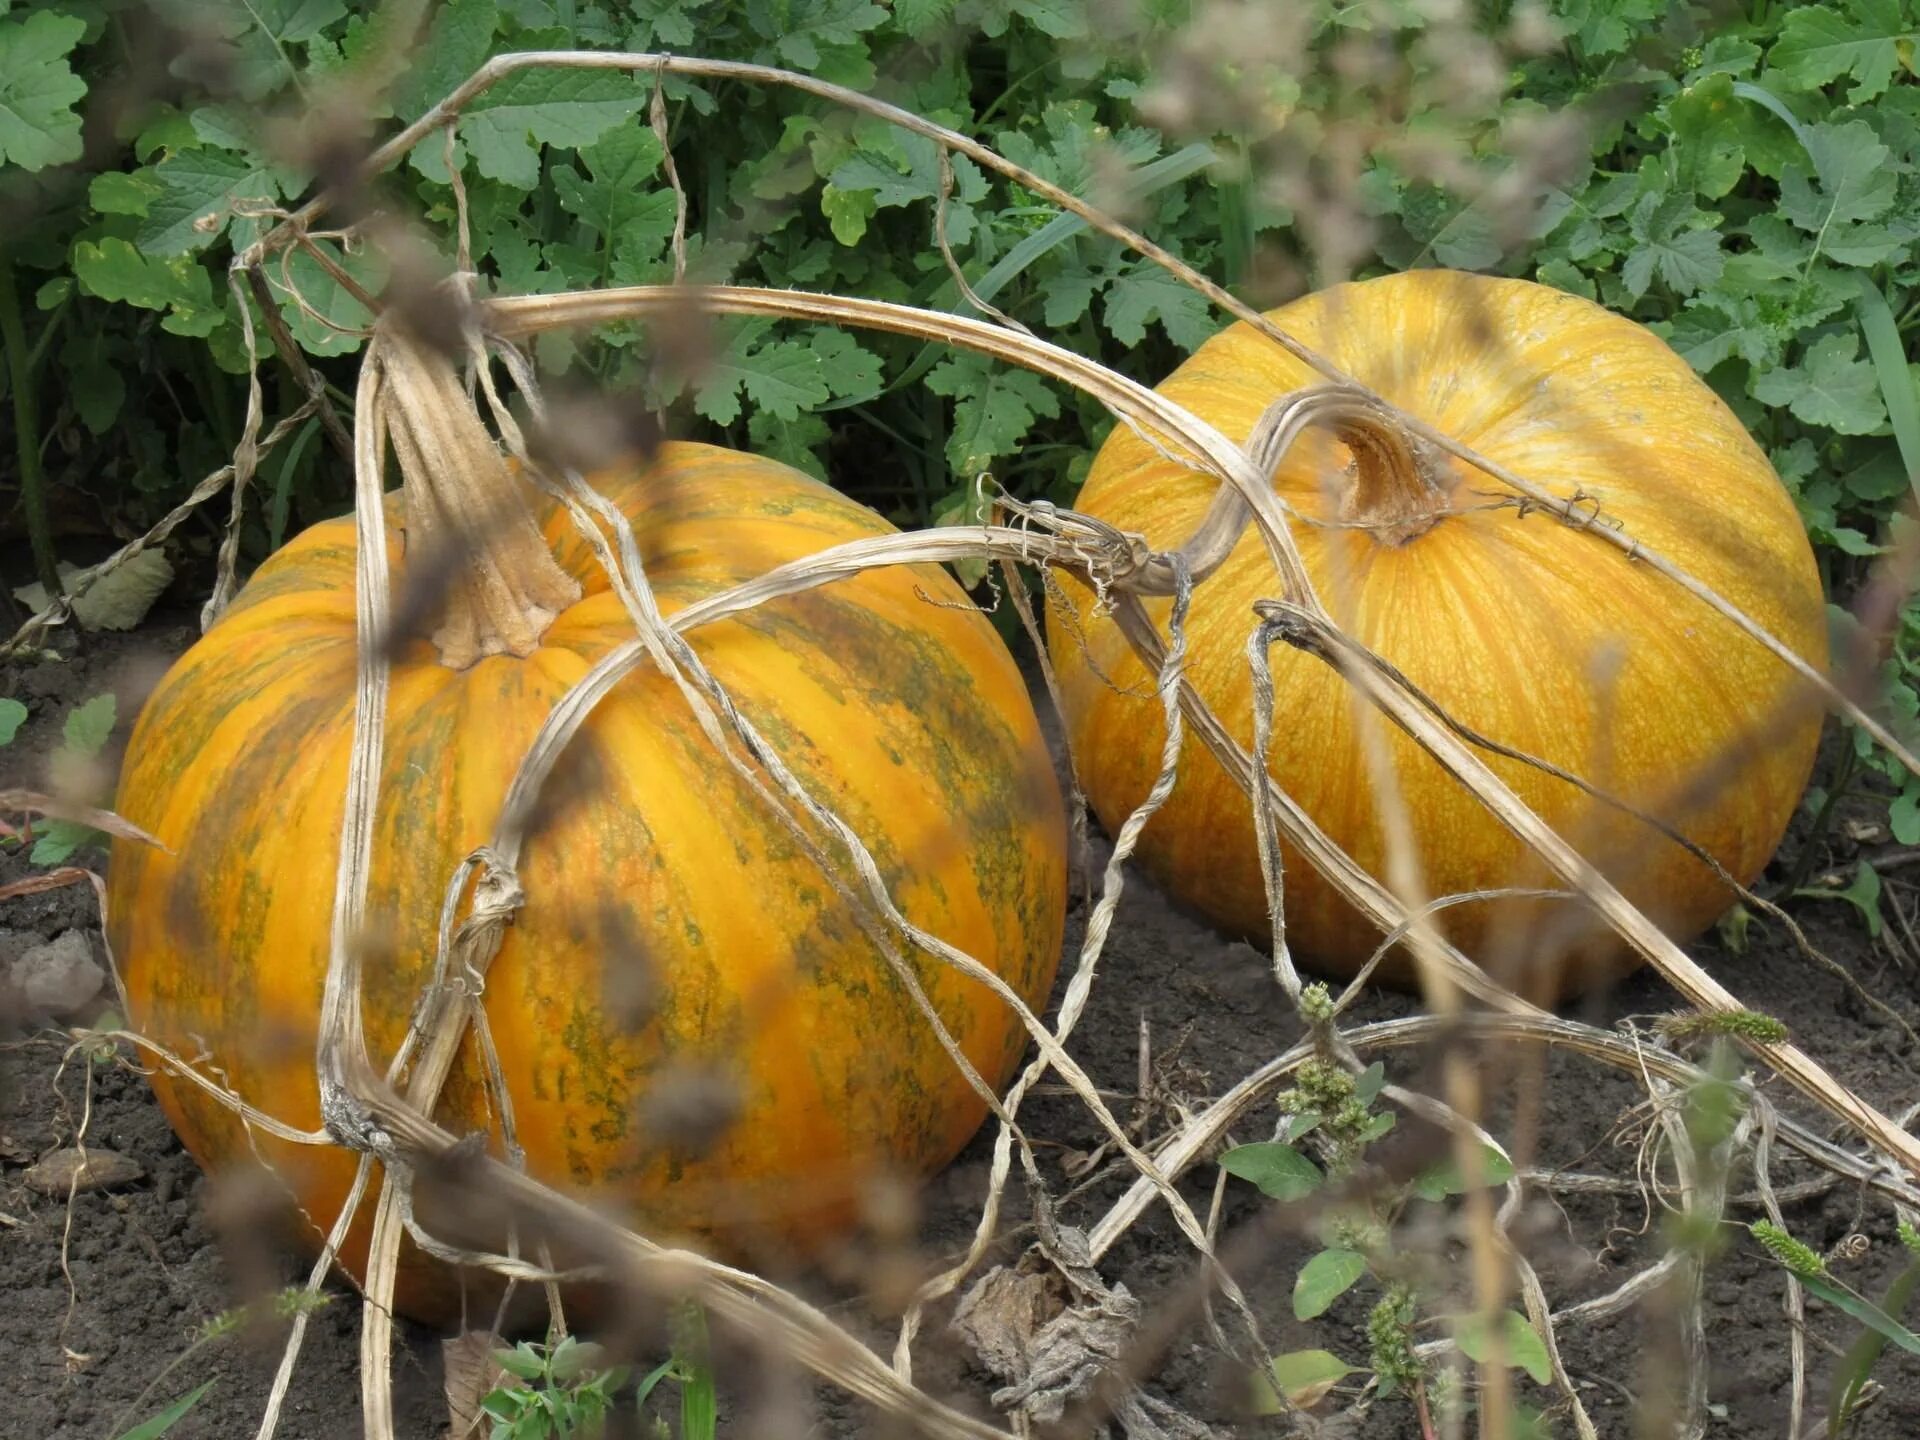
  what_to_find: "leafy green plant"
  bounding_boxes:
[483,1308,715,1440]
[0,691,118,863]
[1227,988,1545,1430]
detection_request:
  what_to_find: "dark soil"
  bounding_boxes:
[5,611,1920,1439]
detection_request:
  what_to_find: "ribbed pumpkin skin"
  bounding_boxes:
[108,442,1066,1318]
[1051,270,1826,997]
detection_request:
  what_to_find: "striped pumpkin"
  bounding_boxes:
[1050,269,1827,999]
[108,433,1066,1320]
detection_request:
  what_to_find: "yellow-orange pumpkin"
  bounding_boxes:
[1050,269,1827,998]
[108,434,1066,1319]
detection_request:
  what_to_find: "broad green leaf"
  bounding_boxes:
[1283,1110,1324,1142]
[1771,0,1917,104]
[1250,1349,1354,1413]
[1353,1061,1387,1105]
[553,127,674,268]
[0,11,87,172]
[64,338,125,435]
[30,818,104,867]
[71,239,216,320]
[1794,859,1886,937]
[1455,1310,1554,1385]
[0,698,25,746]
[395,0,497,120]
[89,170,165,218]
[1667,74,1750,199]
[748,410,831,481]
[135,148,280,256]
[689,322,833,427]
[1752,333,1886,435]
[893,0,957,34]
[1102,261,1216,350]
[1623,192,1724,299]
[148,0,347,100]
[460,69,647,188]
[926,353,1061,476]
[113,1381,216,1440]
[1216,1140,1324,1201]
[1293,1248,1367,1320]
[64,692,117,756]
[751,0,887,72]
[1412,1142,1516,1201]
[281,242,387,357]
[1560,0,1667,56]
[810,329,882,403]
[1781,121,1897,254]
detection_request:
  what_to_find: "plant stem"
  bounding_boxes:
[1781,746,1861,898]
[0,248,62,600]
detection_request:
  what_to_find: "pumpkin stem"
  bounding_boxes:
[379,322,581,669]
[1332,405,1452,546]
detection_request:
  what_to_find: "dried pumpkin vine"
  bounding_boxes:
[11,37,1920,1440]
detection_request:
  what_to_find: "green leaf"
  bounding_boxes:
[0,11,87,172]
[1283,1110,1324,1142]
[752,0,887,72]
[690,322,833,427]
[135,148,280,256]
[148,0,347,101]
[71,239,216,321]
[1802,1272,1920,1355]
[1623,192,1724,299]
[113,1381,216,1440]
[460,69,648,188]
[494,1343,546,1381]
[893,0,956,34]
[280,241,386,357]
[1102,261,1216,350]
[810,329,882,403]
[1771,0,1918,104]
[1251,1349,1354,1413]
[748,410,831,481]
[1794,859,1886,937]
[64,692,116,756]
[64,338,125,435]
[1217,1140,1324,1201]
[552,125,671,264]
[1667,74,1752,199]
[1780,122,1898,263]
[30,819,104,866]
[1455,1310,1554,1385]
[1293,1248,1368,1320]
[1752,333,1886,435]
[926,352,1061,476]
[89,170,165,218]
[0,698,26,746]
[395,0,498,177]
[1353,1061,1387,1106]
[1412,1142,1516,1201]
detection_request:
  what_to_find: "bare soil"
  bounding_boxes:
[4,611,1920,1439]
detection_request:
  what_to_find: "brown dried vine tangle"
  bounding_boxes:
[11,47,1920,1440]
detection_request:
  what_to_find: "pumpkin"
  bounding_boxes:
[107,360,1067,1321]
[1049,269,1826,999]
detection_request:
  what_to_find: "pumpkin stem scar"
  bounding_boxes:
[379,320,582,670]
[1329,404,1452,547]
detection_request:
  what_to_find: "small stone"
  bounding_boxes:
[24,1146,143,1196]
[10,930,105,1018]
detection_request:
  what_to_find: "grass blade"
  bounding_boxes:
[113,1381,215,1440]
[1855,273,1920,510]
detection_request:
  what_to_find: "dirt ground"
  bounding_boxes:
[4,609,1920,1440]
